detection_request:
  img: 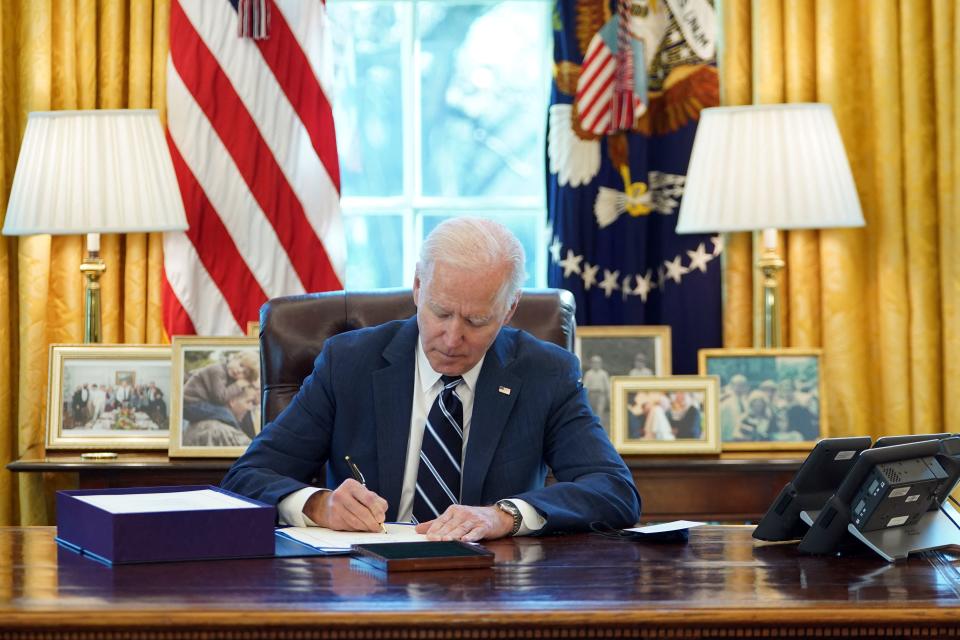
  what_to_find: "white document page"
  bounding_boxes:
[75,489,259,514]
[278,523,428,551]
[623,520,705,534]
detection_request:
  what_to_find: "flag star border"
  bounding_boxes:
[550,233,725,300]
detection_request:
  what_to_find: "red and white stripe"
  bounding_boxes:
[575,35,616,135]
[164,0,344,336]
[612,0,635,130]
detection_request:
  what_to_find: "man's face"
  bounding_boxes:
[228,386,257,421]
[413,260,518,375]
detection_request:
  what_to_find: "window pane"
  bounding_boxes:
[418,2,549,198]
[328,2,405,197]
[344,213,406,289]
[420,212,541,288]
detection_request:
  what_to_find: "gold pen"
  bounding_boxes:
[345,455,388,534]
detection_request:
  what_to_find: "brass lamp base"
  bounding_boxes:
[80,253,106,343]
[757,246,785,348]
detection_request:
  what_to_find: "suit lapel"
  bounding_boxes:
[372,318,418,521]
[461,331,521,506]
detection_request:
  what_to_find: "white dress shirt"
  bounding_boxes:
[278,341,545,535]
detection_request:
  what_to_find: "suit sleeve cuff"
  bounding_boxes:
[278,487,327,527]
[510,498,545,536]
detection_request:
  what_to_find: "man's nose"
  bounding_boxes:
[443,317,465,347]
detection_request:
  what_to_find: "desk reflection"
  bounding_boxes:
[44,527,960,614]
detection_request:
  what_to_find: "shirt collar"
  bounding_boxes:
[416,339,484,393]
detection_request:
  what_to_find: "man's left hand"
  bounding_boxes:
[415,504,514,541]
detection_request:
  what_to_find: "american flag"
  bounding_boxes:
[574,9,645,136]
[164,0,345,336]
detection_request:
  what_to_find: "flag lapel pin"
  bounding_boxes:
[498,386,511,395]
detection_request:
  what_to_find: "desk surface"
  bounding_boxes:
[2,526,959,639]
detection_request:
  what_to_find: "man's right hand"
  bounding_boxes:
[303,479,388,531]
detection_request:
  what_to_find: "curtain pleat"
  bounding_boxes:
[15,0,53,526]
[146,0,170,346]
[719,0,754,349]
[783,1,819,348]
[934,0,960,433]
[900,0,942,435]
[0,3,13,526]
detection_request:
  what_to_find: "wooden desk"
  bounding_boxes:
[8,454,801,522]
[1,526,958,639]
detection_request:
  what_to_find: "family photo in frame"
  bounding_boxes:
[575,326,671,436]
[609,376,720,455]
[45,345,172,450]
[169,336,261,458]
[698,348,825,450]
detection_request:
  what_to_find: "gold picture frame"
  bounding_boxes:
[246,321,260,338]
[698,348,826,451]
[45,344,173,450]
[610,376,720,454]
[574,325,672,437]
[169,336,261,458]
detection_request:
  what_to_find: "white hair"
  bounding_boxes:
[417,217,526,308]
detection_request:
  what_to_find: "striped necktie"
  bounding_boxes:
[412,375,463,524]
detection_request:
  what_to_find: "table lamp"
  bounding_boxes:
[676,103,865,347]
[2,110,188,342]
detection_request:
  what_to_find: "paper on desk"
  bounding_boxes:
[277,523,427,551]
[75,489,259,514]
[623,520,705,534]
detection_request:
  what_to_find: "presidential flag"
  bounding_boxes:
[547,0,721,373]
[164,0,345,337]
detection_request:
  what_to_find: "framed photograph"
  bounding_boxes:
[610,376,720,454]
[45,345,173,450]
[575,326,672,436]
[169,336,261,458]
[698,348,825,450]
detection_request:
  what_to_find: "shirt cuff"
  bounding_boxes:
[510,498,546,536]
[277,487,326,527]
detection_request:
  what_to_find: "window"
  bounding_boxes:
[328,0,552,289]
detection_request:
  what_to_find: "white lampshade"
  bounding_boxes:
[676,103,864,234]
[2,109,187,236]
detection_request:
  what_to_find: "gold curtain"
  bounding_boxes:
[719,0,960,439]
[0,0,170,525]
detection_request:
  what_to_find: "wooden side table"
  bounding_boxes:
[8,454,233,489]
[8,453,801,522]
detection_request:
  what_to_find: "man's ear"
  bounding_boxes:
[503,292,521,325]
[412,272,422,306]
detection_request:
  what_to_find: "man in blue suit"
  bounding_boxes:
[222,217,640,541]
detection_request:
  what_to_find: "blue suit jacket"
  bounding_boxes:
[221,317,641,533]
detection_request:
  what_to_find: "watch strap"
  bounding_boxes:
[497,499,523,536]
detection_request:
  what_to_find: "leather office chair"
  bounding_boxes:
[259,288,576,423]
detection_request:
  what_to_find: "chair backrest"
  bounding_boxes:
[259,288,576,423]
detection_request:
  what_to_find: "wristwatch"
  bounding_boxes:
[496,499,523,536]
